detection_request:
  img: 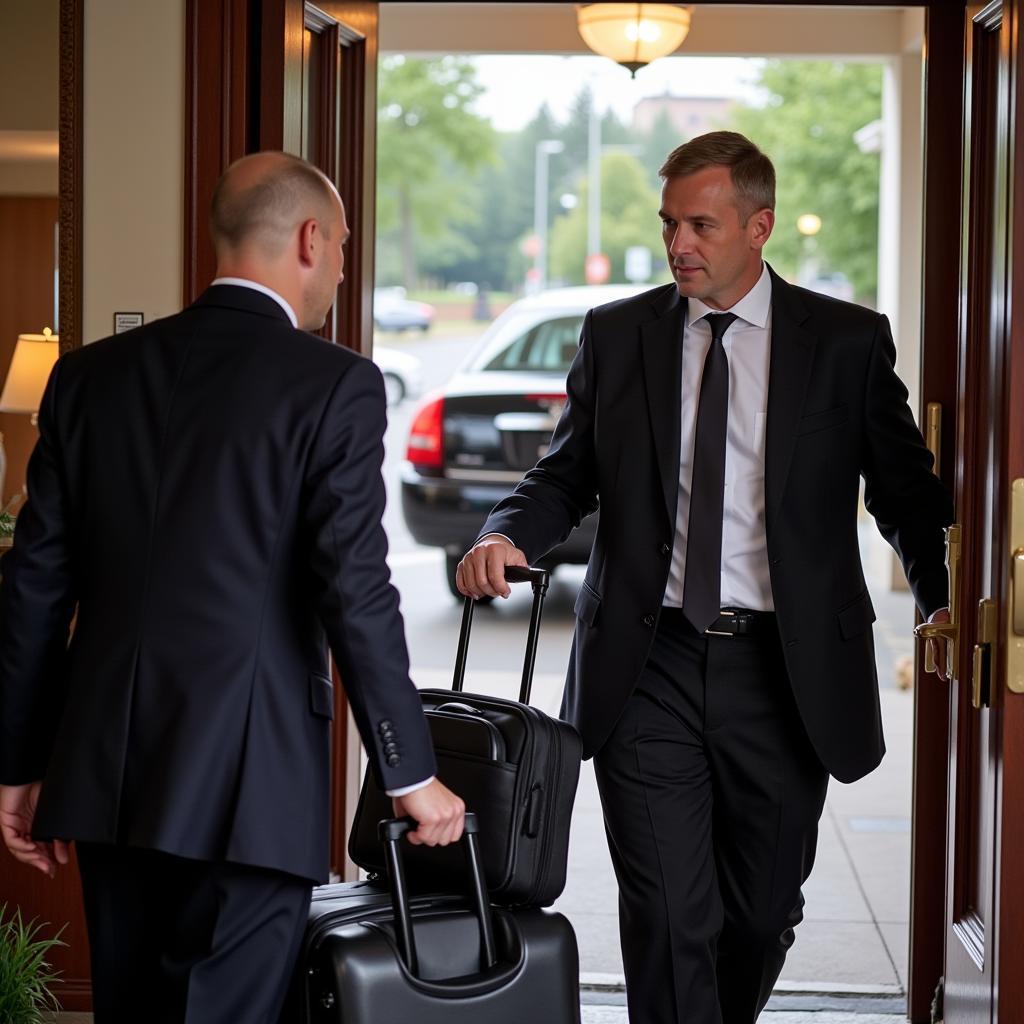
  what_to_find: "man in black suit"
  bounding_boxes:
[459,132,953,1023]
[0,152,463,1023]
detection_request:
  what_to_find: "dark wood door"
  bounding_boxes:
[934,1,1024,1021]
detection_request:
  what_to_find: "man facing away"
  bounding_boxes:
[459,131,953,1023]
[0,151,462,1023]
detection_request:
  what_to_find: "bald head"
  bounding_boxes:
[210,152,341,259]
[210,152,350,331]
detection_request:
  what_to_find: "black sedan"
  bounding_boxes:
[399,285,644,599]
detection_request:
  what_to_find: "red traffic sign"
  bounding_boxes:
[585,252,611,285]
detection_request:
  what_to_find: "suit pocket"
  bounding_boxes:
[574,580,601,627]
[797,404,848,437]
[837,590,876,641]
[309,672,335,720]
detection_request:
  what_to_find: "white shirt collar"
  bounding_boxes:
[211,277,299,328]
[685,262,772,330]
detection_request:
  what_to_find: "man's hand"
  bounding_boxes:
[457,535,529,600]
[392,779,466,847]
[927,607,952,682]
[0,782,69,878]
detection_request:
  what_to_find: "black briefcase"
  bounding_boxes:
[348,567,583,907]
[282,814,581,1024]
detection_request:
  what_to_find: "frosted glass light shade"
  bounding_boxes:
[0,330,59,414]
[577,4,692,76]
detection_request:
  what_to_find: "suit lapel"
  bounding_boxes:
[765,269,816,525]
[640,286,685,526]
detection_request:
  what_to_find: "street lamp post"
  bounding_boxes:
[534,139,565,293]
[796,212,822,288]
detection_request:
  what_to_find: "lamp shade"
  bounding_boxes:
[577,4,692,76]
[0,330,59,414]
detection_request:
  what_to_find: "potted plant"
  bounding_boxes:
[0,904,65,1024]
[0,495,24,545]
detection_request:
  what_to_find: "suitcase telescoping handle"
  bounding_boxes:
[379,812,497,978]
[452,565,550,705]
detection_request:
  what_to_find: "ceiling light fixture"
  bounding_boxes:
[576,4,693,77]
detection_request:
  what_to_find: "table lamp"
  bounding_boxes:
[0,327,60,503]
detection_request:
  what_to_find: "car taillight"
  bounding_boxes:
[406,394,444,469]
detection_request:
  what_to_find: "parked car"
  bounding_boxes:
[373,345,423,407]
[373,287,435,333]
[400,285,646,599]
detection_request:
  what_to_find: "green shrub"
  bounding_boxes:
[0,904,65,1024]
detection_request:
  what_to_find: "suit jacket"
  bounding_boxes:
[480,267,953,783]
[0,284,436,882]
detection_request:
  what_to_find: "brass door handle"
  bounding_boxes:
[915,621,957,642]
[915,523,961,680]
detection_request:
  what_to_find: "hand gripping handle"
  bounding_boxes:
[378,812,496,977]
[452,566,550,703]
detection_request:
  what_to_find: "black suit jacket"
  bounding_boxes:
[0,285,436,882]
[481,267,953,783]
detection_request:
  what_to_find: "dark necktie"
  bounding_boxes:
[681,312,737,634]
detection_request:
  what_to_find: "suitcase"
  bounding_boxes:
[282,813,581,1023]
[348,567,583,907]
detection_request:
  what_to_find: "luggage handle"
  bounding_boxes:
[379,812,497,979]
[453,565,550,704]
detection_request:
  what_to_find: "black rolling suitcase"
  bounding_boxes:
[348,567,583,907]
[282,814,581,1023]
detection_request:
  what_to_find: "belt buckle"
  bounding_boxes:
[704,610,736,637]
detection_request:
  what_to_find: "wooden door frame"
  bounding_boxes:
[1000,4,1024,1021]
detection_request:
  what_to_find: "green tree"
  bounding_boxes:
[728,61,883,303]
[641,107,684,189]
[377,56,496,290]
[549,152,665,285]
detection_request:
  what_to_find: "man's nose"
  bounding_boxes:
[669,227,692,257]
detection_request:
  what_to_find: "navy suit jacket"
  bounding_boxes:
[0,285,435,882]
[480,268,953,783]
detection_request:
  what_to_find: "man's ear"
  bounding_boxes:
[297,218,319,268]
[750,208,774,251]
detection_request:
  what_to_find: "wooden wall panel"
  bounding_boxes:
[0,196,59,505]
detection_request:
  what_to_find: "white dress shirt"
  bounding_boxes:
[663,262,774,611]
[212,276,434,798]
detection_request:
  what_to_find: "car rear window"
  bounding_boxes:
[482,315,583,373]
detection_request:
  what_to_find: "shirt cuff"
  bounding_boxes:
[482,533,516,547]
[386,775,435,798]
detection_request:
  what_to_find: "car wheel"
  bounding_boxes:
[382,372,405,407]
[446,553,493,604]
[417,323,430,333]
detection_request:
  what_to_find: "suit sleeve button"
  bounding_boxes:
[660,542,671,556]
[386,754,401,767]
[643,613,655,628]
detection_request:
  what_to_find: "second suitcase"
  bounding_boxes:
[284,814,581,1024]
[348,567,583,907]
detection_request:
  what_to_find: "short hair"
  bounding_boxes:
[658,131,776,220]
[210,153,337,254]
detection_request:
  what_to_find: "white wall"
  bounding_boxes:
[82,0,184,343]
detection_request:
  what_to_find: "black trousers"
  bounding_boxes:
[594,609,828,1024]
[77,842,311,1024]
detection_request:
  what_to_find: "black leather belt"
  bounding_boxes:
[704,608,777,638]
